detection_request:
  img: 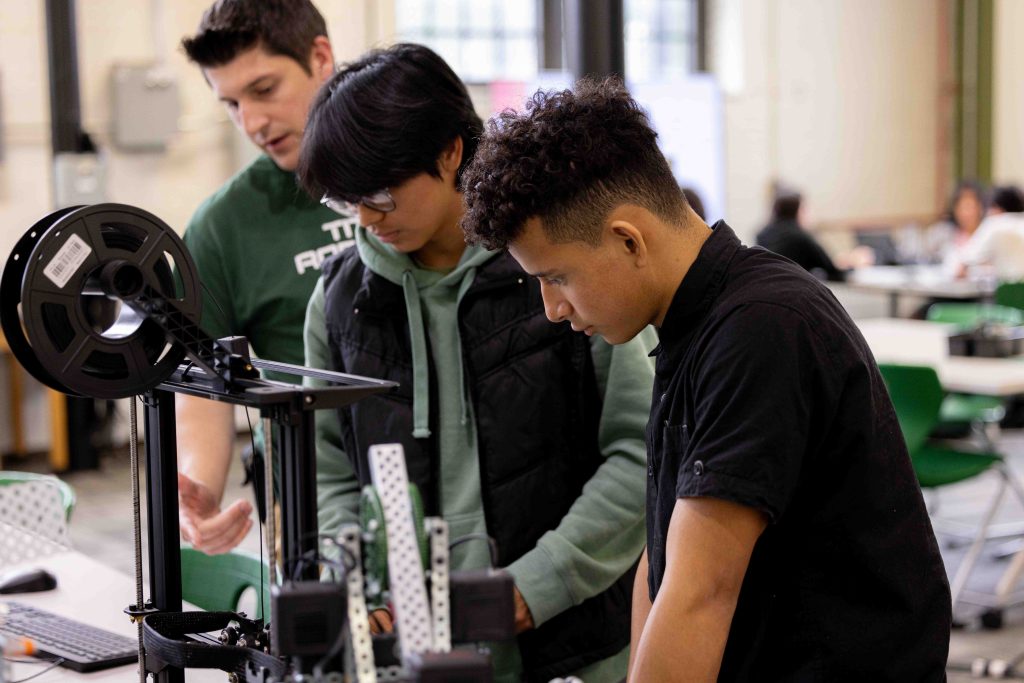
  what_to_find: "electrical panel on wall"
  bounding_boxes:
[109,63,180,151]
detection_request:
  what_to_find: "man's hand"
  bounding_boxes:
[178,472,253,554]
[513,585,535,633]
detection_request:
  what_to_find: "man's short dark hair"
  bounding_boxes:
[991,185,1024,213]
[297,43,483,201]
[461,77,686,251]
[771,193,802,222]
[181,0,328,73]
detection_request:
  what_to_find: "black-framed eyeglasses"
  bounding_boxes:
[320,188,396,216]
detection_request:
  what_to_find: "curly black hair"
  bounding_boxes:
[461,77,686,250]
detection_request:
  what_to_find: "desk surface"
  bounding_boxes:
[857,318,1024,396]
[2,551,223,682]
[845,265,995,300]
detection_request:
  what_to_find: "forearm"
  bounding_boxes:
[506,445,646,626]
[630,499,766,682]
[506,333,653,626]
[175,394,235,501]
[628,549,652,680]
[630,587,736,682]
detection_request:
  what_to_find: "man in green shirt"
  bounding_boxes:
[298,44,652,682]
[176,0,355,553]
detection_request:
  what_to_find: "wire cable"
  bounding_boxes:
[8,658,65,683]
[244,406,266,624]
[449,533,499,567]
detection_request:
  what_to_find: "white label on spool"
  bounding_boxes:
[43,234,92,289]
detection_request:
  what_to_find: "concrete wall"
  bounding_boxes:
[710,0,943,242]
[993,0,1024,187]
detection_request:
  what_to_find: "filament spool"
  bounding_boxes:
[0,203,201,399]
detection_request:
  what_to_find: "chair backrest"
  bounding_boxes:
[876,364,944,453]
[180,546,270,619]
[0,471,76,522]
[995,281,1024,311]
[926,302,1024,329]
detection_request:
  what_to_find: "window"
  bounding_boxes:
[625,0,702,82]
[394,0,540,82]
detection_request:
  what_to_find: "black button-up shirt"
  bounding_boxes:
[647,221,950,681]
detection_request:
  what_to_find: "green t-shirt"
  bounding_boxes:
[183,155,357,382]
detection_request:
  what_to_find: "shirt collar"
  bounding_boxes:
[657,220,741,345]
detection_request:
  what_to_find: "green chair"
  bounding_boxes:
[995,281,1024,312]
[878,363,1024,612]
[0,471,76,522]
[180,545,271,619]
[925,303,1018,446]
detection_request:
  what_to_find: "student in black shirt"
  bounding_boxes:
[755,191,847,281]
[460,77,951,682]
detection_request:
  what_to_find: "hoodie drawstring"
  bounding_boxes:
[454,268,477,426]
[402,270,432,438]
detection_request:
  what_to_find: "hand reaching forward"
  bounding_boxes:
[178,472,254,554]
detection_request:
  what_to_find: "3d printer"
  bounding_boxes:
[0,203,532,683]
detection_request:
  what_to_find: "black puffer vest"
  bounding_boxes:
[321,248,634,681]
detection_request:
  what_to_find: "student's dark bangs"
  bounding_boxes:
[300,77,437,200]
[298,45,482,200]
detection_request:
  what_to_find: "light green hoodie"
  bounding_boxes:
[305,227,655,682]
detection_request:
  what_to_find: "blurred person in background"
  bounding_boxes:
[989,184,1024,216]
[952,184,1024,281]
[923,180,987,268]
[755,188,873,282]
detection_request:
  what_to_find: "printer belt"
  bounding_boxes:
[142,610,287,678]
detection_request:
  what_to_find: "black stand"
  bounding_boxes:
[144,389,183,683]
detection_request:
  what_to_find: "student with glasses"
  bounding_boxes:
[297,43,653,682]
[320,189,395,216]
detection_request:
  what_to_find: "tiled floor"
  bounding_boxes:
[6,427,1024,679]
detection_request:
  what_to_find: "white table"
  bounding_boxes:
[2,550,225,682]
[844,265,995,317]
[856,318,1024,396]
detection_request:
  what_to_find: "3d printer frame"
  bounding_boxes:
[139,363,395,683]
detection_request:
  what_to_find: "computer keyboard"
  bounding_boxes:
[0,601,138,672]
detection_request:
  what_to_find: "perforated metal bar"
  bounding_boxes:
[338,524,376,683]
[425,518,451,652]
[367,444,432,661]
